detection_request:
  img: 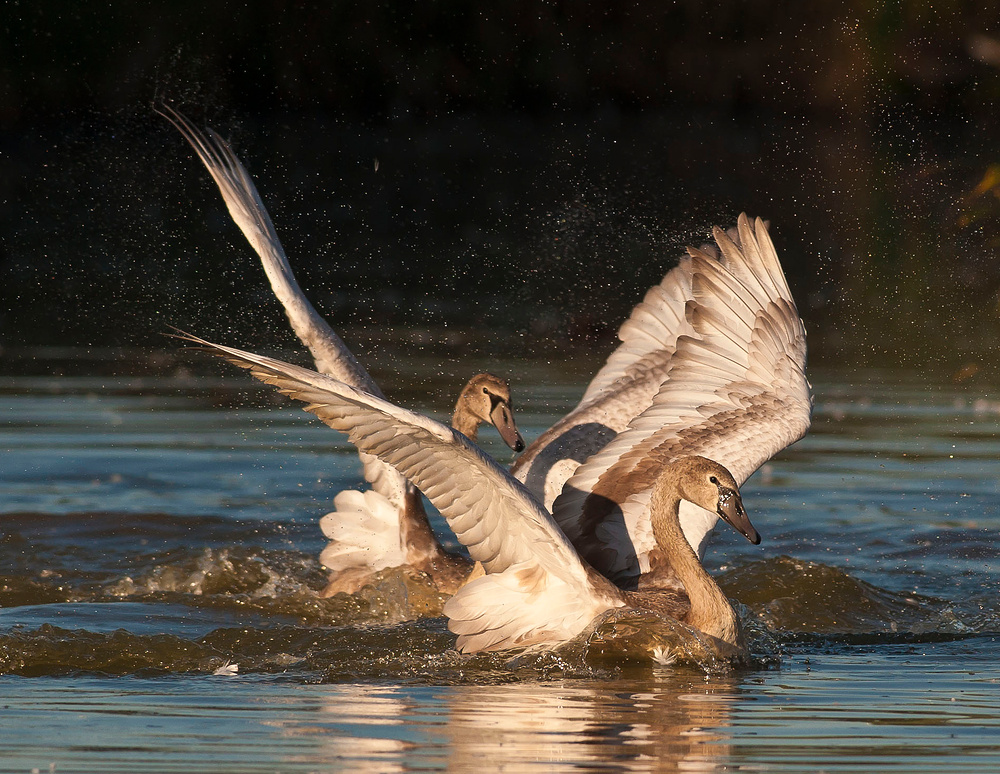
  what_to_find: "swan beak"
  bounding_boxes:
[717,486,761,545]
[490,401,525,452]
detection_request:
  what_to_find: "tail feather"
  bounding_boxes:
[318,489,408,573]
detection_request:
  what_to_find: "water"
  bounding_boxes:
[2,362,1000,772]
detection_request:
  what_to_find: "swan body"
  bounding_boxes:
[159,106,524,594]
[179,333,763,658]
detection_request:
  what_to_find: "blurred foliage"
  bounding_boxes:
[4,1,1000,372]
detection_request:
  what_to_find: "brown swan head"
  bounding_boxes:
[672,456,760,545]
[455,373,526,452]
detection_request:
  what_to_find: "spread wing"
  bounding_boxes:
[552,215,811,586]
[180,334,622,651]
[158,105,410,512]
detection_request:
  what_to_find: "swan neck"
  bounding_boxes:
[651,477,743,648]
[451,404,480,441]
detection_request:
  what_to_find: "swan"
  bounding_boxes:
[158,105,524,594]
[175,332,764,660]
[512,216,809,569]
[547,216,811,591]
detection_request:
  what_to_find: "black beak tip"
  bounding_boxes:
[513,438,525,453]
[749,532,762,546]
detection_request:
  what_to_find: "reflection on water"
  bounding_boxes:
[2,366,1000,771]
[5,656,999,773]
[2,676,744,774]
[299,676,742,773]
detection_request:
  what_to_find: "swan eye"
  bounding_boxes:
[482,387,489,395]
[709,475,719,485]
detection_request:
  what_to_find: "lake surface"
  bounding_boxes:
[1,361,999,773]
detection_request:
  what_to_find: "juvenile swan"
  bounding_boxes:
[548,215,811,592]
[178,333,762,659]
[158,106,524,594]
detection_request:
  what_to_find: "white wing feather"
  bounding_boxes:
[578,258,696,406]
[318,490,407,573]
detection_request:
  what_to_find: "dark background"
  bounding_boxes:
[4,1,1000,373]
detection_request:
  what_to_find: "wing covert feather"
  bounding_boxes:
[511,253,697,508]
[182,333,623,651]
[159,106,373,391]
[578,263,696,405]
